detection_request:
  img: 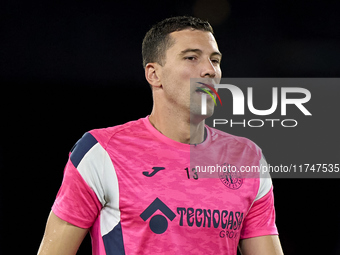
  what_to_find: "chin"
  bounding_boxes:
[190,109,214,124]
[191,101,215,113]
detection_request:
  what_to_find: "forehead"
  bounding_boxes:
[168,29,219,53]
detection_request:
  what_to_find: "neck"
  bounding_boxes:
[148,107,205,145]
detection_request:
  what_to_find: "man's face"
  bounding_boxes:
[158,29,222,120]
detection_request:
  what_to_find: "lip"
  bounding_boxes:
[195,82,217,95]
[194,88,215,101]
[195,87,213,94]
[196,82,216,89]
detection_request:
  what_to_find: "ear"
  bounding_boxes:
[145,63,162,88]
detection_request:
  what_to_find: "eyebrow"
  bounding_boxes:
[179,48,222,58]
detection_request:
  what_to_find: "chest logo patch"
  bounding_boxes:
[218,163,243,190]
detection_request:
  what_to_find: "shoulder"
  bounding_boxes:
[69,117,145,165]
[84,117,147,149]
[207,125,262,158]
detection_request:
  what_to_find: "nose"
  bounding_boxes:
[200,58,216,78]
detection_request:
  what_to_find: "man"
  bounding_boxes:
[38,16,283,255]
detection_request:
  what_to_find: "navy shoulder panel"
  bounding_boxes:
[70,132,98,168]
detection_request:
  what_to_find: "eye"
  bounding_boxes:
[184,56,197,61]
[211,59,221,64]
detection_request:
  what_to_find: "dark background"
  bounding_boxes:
[1,0,340,254]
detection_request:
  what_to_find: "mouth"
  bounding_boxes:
[195,82,215,94]
[196,87,213,94]
[193,81,222,106]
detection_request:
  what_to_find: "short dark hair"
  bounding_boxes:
[142,16,214,68]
